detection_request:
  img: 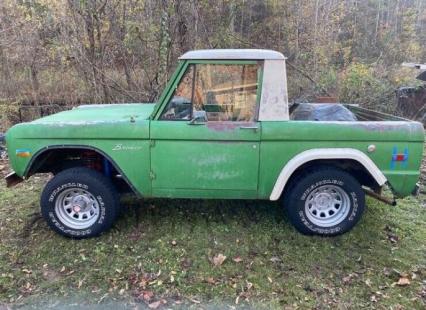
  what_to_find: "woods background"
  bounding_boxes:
[0,0,425,120]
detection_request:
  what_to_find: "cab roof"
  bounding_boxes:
[179,49,286,60]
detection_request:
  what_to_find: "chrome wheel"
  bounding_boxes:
[304,185,350,227]
[54,188,100,229]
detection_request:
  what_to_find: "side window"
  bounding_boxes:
[194,64,259,122]
[160,63,259,121]
[160,65,194,120]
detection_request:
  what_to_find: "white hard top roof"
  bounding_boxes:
[179,49,286,60]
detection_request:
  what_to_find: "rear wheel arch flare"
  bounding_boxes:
[270,148,387,201]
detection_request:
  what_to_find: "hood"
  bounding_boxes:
[7,103,156,140]
[31,103,156,125]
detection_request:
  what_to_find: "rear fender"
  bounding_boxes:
[270,148,387,200]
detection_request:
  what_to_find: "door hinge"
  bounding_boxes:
[150,140,155,147]
[149,171,156,180]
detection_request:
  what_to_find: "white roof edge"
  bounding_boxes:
[179,49,286,60]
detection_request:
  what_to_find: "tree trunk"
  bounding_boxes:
[30,63,40,105]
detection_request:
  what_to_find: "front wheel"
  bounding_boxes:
[284,167,365,236]
[40,167,119,238]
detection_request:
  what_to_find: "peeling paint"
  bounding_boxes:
[196,170,241,180]
[194,154,228,166]
[78,103,154,109]
[41,120,125,126]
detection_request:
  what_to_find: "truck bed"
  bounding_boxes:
[346,105,410,122]
[289,103,412,122]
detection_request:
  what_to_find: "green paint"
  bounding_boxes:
[5,59,424,200]
[150,124,260,193]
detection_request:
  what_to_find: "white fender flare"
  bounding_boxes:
[269,148,387,201]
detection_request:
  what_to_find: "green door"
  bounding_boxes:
[150,61,262,199]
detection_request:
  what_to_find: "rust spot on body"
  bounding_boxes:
[206,121,255,132]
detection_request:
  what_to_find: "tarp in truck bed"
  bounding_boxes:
[291,103,358,121]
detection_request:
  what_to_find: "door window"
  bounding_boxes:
[160,63,259,121]
[160,65,195,120]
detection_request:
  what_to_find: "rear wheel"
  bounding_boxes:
[40,167,119,238]
[284,167,365,236]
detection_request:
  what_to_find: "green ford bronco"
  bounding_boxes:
[4,49,424,238]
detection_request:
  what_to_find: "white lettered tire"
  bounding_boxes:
[284,167,365,236]
[40,167,119,238]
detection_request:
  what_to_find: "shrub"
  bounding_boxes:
[339,63,395,113]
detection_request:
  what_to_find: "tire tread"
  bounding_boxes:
[283,166,365,236]
[40,167,119,238]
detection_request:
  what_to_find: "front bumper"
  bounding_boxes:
[4,171,24,187]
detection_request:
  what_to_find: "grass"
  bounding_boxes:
[0,175,425,309]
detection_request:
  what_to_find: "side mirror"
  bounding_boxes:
[188,110,207,125]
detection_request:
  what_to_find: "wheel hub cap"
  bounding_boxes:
[314,193,333,210]
[55,188,100,230]
[72,195,92,213]
[304,185,351,228]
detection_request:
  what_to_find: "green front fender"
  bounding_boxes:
[6,138,151,197]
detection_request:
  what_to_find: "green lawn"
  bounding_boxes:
[0,174,425,309]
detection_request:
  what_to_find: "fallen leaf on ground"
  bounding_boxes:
[343,275,351,284]
[212,253,227,266]
[246,280,253,290]
[342,273,356,284]
[270,257,281,263]
[233,256,243,263]
[97,293,108,304]
[365,279,372,287]
[142,290,154,301]
[206,277,216,284]
[396,277,410,286]
[148,299,166,309]
[388,234,399,243]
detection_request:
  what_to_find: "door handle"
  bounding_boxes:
[187,119,206,125]
[187,121,205,126]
